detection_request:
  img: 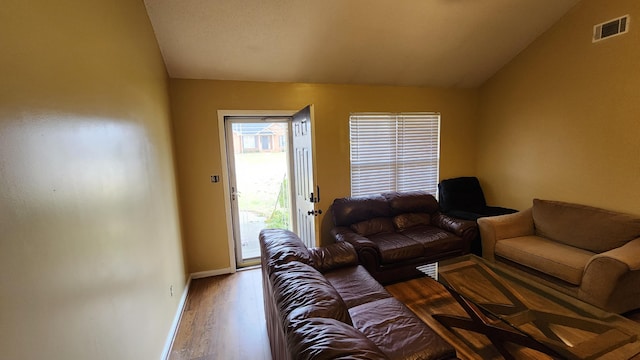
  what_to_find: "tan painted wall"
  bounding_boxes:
[170,79,478,272]
[478,0,640,215]
[0,1,186,359]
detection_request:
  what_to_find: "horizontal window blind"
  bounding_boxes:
[349,113,440,197]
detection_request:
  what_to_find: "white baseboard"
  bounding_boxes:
[191,267,235,279]
[161,274,192,360]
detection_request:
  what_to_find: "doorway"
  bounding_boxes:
[219,106,318,270]
[224,117,293,267]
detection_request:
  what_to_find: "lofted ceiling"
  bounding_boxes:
[143,0,581,88]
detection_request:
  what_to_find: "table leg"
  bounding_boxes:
[433,287,564,359]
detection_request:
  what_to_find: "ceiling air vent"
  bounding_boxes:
[593,15,630,42]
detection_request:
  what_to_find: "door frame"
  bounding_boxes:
[217,110,297,271]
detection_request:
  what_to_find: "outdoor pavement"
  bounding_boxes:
[240,210,265,259]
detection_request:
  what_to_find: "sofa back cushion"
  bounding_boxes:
[260,229,313,275]
[350,217,394,236]
[331,194,392,227]
[532,199,640,253]
[392,213,430,231]
[383,191,439,215]
[271,261,353,327]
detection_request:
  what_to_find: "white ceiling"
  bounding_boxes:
[144,0,580,88]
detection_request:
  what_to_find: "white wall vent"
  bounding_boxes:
[593,15,630,42]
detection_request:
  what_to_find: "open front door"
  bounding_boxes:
[292,105,319,247]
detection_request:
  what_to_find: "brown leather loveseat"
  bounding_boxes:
[331,191,478,284]
[260,228,457,360]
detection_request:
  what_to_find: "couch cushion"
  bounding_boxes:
[400,226,464,255]
[496,235,594,286]
[532,199,640,253]
[332,194,392,227]
[393,213,430,231]
[349,297,456,360]
[383,191,440,215]
[368,232,424,263]
[324,265,391,308]
[260,229,312,274]
[350,217,395,236]
[309,241,358,273]
[271,261,353,326]
[287,317,389,360]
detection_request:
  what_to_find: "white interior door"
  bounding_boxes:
[292,105,319,247]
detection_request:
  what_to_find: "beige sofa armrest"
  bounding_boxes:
[594,237,640,270]
[477,207,534,262]
[579,237,640,312]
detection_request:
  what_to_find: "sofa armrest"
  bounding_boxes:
[579,237,640,312]
[309,242,359,273]
[432,213,478,243]
[593,237,640,270]
[331,226,384,274]
[477,207,534,262]
[330,226,379,252]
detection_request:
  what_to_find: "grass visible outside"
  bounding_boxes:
[235,152,291,229]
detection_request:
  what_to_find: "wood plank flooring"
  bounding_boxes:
[168,267,271,360]
[168,266,640,360]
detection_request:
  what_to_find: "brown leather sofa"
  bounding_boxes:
[330,191,478,284]
[260,228,457,360]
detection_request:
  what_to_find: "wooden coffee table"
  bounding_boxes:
[386,255,640,360]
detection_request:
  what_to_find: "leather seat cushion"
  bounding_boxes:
[349,297,456,360]
[368,232,424,263]
[401,226,464,253]
[324,265,391,308]
[287,317,388,360]
[496,235,594,286]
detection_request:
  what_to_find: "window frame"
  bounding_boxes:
[349,112,441,197]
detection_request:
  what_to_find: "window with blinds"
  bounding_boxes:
[349,112,440,197]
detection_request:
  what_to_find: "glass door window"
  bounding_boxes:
[225,120,293,267]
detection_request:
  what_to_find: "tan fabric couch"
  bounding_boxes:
[478,199,640,314]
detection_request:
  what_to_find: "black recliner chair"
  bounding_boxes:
[438,176,517,255]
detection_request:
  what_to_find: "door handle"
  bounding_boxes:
[307,209,323,216]
[231,186,240,201]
